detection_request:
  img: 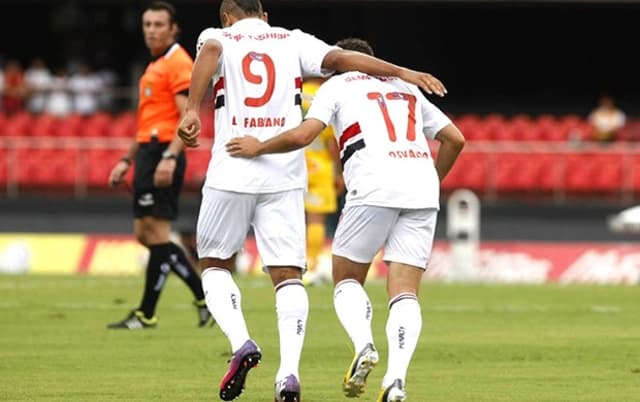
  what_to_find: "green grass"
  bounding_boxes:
[0,275,638,401]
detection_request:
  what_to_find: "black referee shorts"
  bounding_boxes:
[133,138,186,220]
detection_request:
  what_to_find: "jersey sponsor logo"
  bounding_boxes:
[137,193,154,207]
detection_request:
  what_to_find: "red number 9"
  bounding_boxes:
[242,51,276,107]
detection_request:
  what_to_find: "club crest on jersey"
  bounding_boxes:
[144,84,152,97]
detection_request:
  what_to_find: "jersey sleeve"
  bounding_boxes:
[167,49,193,94]
[304,78,338,127]
[196,28,222,55]
[408,84,451,140]
[292,29,340,78]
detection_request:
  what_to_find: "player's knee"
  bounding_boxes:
[268,266,303,286]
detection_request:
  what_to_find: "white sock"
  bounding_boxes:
[201,268,250,352]
[274,279,308,381]
[382,294,422,387]
[333,279,374,353]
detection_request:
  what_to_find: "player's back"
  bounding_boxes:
[197,19,334,194]
[314,72,450,209]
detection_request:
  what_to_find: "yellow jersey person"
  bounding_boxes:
[301,78,345,284]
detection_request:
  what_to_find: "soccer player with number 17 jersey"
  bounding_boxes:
[178,1,447,401]
[227,38,465,402]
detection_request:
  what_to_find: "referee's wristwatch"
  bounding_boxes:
[161,150,178,161]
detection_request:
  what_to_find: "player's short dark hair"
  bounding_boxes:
[147,1,178,25]
[221,0,264,17]
[335,38,374,56]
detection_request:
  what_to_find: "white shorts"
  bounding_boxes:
[332,205,438,269]
[197,187,306,270]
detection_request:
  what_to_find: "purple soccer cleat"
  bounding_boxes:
[219,339,262,401]
[274,374,301,402]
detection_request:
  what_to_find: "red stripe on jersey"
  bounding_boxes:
[339,122,362,151]
[295,77,302,89]
[213,77,225,93]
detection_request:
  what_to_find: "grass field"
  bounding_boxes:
[0,274,638,401]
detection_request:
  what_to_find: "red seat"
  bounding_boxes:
[184,148,210,186]
[508,114,539,141]
[16,148,78,187]
[523,125,546,141]
[536,153,562,192]
[4,111,32,136]
[452,114,482,140]
[493,152,555,192]
[85,149,127,187]
[108,111,136,137]
[82,112,112,137]
[54,114,84,137]
[616,120,640,142]
[441,151,488,193]
[483,113,508,141]
[30,113,58,137]
[491,121,518,141]
[631,154,640,192]
[0,149,7,184]
[0,113,8,136]
[564,152,623,194]
[200,109,214,139]
[558,114,591,142]
[543,126,567,142]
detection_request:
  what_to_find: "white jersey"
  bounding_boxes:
[306,72,451,209]
[197,18,337,193]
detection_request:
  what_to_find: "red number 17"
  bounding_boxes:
[367,92,416,142]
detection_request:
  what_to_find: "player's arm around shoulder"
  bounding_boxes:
[226,119,327,158]
[321,48,446,97]
[434,123,465,182]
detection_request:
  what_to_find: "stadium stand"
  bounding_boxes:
[1,111,639,200]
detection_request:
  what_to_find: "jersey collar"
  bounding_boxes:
[230,18,269,29]
[150,42,178,62]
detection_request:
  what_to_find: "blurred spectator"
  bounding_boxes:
[96,65,118,112]
[588,95,626,142]
[44,66,73,117]
[24,58,53,114]
[68,61,103,115]
[1,59,26,115]
[94,51,119,111]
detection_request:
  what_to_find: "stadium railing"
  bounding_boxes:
[1,110,639,202]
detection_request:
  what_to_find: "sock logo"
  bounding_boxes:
[230,293,238,310]
[160,263,171,274]
[296,319,304,335]
[365,301,372,320]
[398,326,406,349]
